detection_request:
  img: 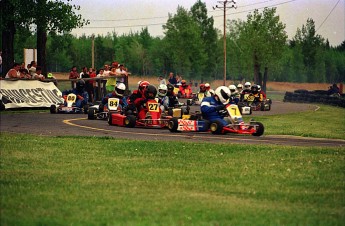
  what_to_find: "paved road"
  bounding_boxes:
[1,101,344,147]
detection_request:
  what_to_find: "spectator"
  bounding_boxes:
[115,64,128,84]
[176,74,182,86]
[80,66,94,103]
[29,61,37,77]
[5,63,22,78]
[168,72,177,86]
[327,84,340,96]
[157,75,166,85]
[96,68,105,100]
[69,66,79,79]
[106,62,119,92]
[32,66,45,81]
[19,62,31,79]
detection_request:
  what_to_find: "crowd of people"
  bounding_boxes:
[4,61,48,81]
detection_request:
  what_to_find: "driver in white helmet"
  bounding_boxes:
[100,83,128,111]
[201,86,231,127]
[228,84,240,104]
[157,84,169,111]
[240,81,252,101]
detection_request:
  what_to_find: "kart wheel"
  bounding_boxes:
[50,105,57,114]
[167,108,174,116]
[210,120,223,135]
[252,122,264,137]
[200,120,210,132]
[83,104,89,114]
[108,113,113,125]
[88,108,96,120]
[125,115,136,128]
[168,118,179,132]
[260,103,265,111]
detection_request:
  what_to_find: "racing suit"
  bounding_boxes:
[62,89,89,108]
[157,95,169,111]
[201,96,228,127]
[101,92,128,111]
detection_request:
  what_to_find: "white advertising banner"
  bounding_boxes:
[0,80,64,109]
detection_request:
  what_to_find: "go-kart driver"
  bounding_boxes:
[134,84,158,119]
[257,85,267,99]
[167,84,179,108]
[62,79,89,108]
[178,80,192,98]
[100,83,128,112]
[228,84,240,104]
[125,81,150,115]
[240,82,252,101]
[157,84,169,111]
[204,83,213,97]
[201,86,231,127]
[250,84,263,103]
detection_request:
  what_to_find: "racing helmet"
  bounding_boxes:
[209,89,215,96]
[237,84,243,89]
[76,79,85,92]
[199,84,206,92]
[251,84,259,94]
[244,82,251,90]
[158,84,168,97]
[115,83,126,97]
[167,84,174,95]
[257,85,261,91]
[181,80,187,87]
[139,81,150,94]
[205,83,211,90]
[214,86,231,104]
[145,85,157,99]
[228,84,237,93]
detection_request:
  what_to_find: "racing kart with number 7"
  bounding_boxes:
[168,104,264,136]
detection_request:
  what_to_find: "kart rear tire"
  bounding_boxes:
[88,108,96,120]
[83,104,89,114]
[200,120,210,132]
[108,113,113,125]
[50,105,57,114]
[125,115,136,128]
[252,122,264,136]
[210,120,223,135]
[168,117,179,132]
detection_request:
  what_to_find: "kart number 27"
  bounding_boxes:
[148,103,159,112]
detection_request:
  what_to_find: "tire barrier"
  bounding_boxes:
[284,89,345,108]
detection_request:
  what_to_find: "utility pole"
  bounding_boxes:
[91,34,95,69]
[213,0,237,85]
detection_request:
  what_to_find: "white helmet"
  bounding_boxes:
[158,84,168,97]
[205,83,210,90]
[257,85,261,91]
[214,86,231,104]
[244,82,251,89]
[115,83,126,97]
[237,84,243,89]
[209,89,215,96]
[228,84,237,92]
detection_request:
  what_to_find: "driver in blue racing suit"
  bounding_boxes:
[201,86,231,127]
[62,79,89,108]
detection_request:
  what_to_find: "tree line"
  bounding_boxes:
[1,0,344,86]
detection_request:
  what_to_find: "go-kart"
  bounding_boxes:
[239,94,271,112]
[87,98,120,120]
[50,93,88,114]
[177,87,193,99]
[187,92,205,106]
[108,99,171,128]
[168,104,264,136]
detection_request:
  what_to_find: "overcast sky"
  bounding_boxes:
[67,0,344,46]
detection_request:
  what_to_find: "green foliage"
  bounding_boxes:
[1,133,344,225]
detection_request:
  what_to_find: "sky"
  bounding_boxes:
[66,0,345,46]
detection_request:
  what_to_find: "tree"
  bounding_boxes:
[232,8,287,90]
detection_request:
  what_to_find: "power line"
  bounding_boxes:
[316,0,341,32]
[81,0,297,30]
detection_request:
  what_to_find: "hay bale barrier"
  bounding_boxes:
[284,89,345,108]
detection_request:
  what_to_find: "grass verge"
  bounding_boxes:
[1,134,344,225]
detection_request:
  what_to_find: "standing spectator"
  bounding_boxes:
[168,72,177,86]
[157,75,166,85]
[115,64,128,84]
[103,64,110,76]
[176,74,183,86]
[69,66,79,79]
[106,62,119,92]
[5,63,22,78]
[80,66,94,103]
[96,68,106,99]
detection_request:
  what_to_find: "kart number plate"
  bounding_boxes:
[148,103,159,112]
[108,98,119,111]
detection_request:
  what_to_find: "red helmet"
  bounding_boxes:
[138,81,150,94]
[199,84,206,92]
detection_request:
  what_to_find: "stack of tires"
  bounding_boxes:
[284,89,345,108]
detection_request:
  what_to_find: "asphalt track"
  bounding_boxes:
[1,101,344,147]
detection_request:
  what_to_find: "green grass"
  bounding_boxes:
[246,104,345,139]
[1,134,344,225]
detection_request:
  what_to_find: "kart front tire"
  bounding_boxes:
[88,108,96,120]
[50,105,57,114]
[252,122,264,136]
[168,118,179,132]
[108,113,113,125]
[125,115,136,128]
[210,120,223,135]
